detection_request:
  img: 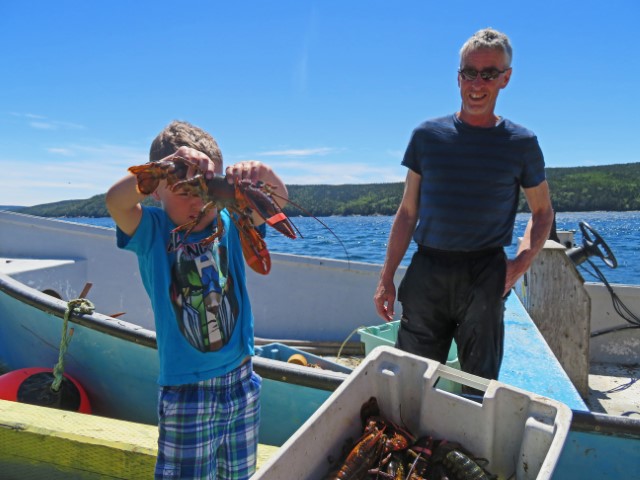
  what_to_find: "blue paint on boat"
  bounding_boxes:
[259,378,333,446]
[553,413,640,479]
[500,294,589,412]
[254,342,350,445]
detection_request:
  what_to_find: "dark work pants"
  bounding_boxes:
[396,246,507,380]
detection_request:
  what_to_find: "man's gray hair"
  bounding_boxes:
[460,28,513,67]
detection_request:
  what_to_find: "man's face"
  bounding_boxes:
[458,48,511,127]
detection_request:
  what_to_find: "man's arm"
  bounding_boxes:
[504,179,554,295]
[373,169,421,321]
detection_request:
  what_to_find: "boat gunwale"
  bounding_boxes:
[571,410,640,438]
[0,271,348,392]
[0,271,158,348]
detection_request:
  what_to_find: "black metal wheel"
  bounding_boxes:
[579,221,617,268]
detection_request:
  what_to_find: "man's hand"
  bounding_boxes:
[504,257,525,296]
[373,278,396,322]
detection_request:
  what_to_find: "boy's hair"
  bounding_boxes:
[459,28,513,68]
[149,120,223,166]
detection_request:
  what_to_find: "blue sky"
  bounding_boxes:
[1,1,637,206]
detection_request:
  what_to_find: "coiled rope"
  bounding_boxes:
[51,298,95,392]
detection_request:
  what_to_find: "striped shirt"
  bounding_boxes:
[402,114,546,251]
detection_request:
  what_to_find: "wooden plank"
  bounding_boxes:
[0,399,279,478]
[0,399,156,478]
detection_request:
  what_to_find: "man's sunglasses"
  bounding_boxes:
[458,67,510,81]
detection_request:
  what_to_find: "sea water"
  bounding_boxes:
[60,211,640,286]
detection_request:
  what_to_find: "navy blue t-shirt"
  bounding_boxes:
[402,114,546,251]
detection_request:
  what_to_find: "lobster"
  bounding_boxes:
[328,397,414,480]
[330,421,386,480]
[128,157,296,275]
[325,396,500,480]
[426,440,496,480]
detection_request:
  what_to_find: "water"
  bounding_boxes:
[60,211,640,285]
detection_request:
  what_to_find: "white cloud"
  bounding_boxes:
[0,144,148,206]
[30,121,55,130]
[273,160,406,185]
[9,112,86,131]
[29,120,86,131]
[258,147,337,157]
[47,147,75,156]
[386,149,405,159]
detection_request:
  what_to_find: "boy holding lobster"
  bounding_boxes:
[106,120,289,479]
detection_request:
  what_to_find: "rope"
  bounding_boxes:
[51,298,95,392]
[336,325,367,361]
[580,259,640,336]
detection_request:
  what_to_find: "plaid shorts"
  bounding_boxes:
[155,361,261,479]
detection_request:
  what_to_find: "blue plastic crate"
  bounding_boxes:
[254,342,352,374]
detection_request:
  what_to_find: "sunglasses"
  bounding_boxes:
[458,67,510,81]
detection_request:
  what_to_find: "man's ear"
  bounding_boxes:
[500,68,512,89]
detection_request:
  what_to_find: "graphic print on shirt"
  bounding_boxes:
[168,232,239,352]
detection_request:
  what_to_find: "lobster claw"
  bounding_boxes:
[128,158,190,195]
[237,221,271,274]
[235,179,296,239]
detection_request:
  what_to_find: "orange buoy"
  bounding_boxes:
[287,353,309,367]
[0,367,91,413]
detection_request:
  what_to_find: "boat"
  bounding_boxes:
[0,210,638,478]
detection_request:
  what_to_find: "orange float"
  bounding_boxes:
[0,367,91,413]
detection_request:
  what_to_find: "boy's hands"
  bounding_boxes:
[172,146,220,180]
[225,160,270,186]
[225,161,289,226]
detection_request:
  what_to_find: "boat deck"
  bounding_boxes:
[587,363,640,417]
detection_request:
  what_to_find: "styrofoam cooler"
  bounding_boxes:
[252,346,572,480]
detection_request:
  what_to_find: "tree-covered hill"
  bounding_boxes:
[8,162,640,218]
[546,163,640,212]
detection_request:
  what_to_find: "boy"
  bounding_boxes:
[106,120,288,479]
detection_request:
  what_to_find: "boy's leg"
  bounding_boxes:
[155,383,217,479]
[217,365,261,480]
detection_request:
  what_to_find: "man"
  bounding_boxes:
[373,28,554,381]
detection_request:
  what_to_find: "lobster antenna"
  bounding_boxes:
[270,191,352,269]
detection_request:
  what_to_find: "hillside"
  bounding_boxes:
[7,162,640,218]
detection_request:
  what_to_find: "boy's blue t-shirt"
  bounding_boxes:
[117,206,254,386]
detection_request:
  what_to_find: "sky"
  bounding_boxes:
[1,1,638,206]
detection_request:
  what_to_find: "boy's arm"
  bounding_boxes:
[106,147,216,237]
[105,173,146,237]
